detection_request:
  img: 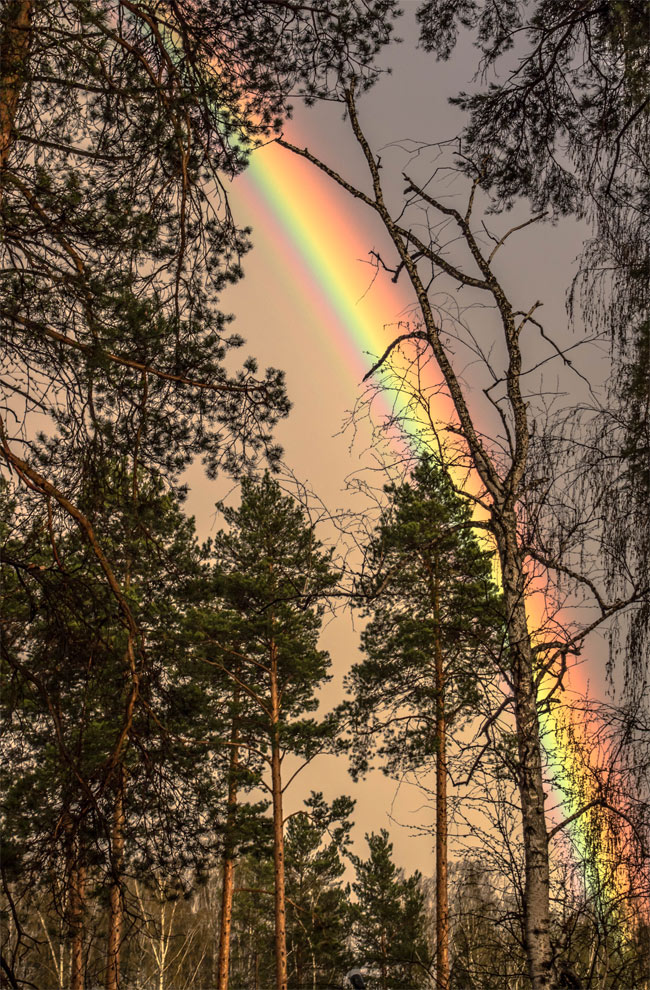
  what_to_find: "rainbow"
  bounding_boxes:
[234,133,638,928]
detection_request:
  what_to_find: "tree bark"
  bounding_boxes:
[106,767,125,990]
[64,824,86,990]
[0,0,31,183]
[216,693,241,990]
[433,560,449,990]
[496,511,554,988]
[70,857,86,990]
[269,637,288,990]
[70,861,86,990]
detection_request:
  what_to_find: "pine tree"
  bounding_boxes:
[1,0,399,476]
[345,456,501,990]
[200,472,339,990]
[350,830,431,990]
[0,467,225,989]
[283,793,355,988]
[0,0,398,639]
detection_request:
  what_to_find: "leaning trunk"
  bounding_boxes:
[106,767,125,990]
[433,561,449,990]
[269,638,288,990]
[216,693,241,990]
[498,514,554,988]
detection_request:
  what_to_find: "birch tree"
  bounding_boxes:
[278,85,646,988]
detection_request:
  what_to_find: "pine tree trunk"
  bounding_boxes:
[498,515,554,988]
[64,825,85,990]
[216,695,241,990]
[70,861,86,990]
[433,561,449,990]
[106,767,125,990]
[0,0,31,181]
[269,638,288,990]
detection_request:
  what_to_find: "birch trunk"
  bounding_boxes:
[496,512,554,987]
[283,96,557,986]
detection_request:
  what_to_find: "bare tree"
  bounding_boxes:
[278,86,647,989]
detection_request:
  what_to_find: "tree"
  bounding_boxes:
[344,456,501,990]
[199,472,339,990]
[416,0,648,221]
[0,467,224,988]
[415,0,650,675]
[283,793,355,988]
[279,83,646,988]
[448,858,526,990]
[0,0,399,651]
[350,830,431,989]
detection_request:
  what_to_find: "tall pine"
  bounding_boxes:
[201,473,339,990]
[350,830,431,990]
[345,457,501,990]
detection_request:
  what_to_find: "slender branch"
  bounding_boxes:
[11,314,266,396]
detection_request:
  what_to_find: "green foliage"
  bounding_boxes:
[0,467,223,900]
[417,0,649,219]
[1,1,399,491]
[202,472,340,763]
[344,456,502,778]
[211,792,356,988]
[350,830,431,989]
[284,793,356,986]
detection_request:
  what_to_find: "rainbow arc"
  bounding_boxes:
[235,136,637,926]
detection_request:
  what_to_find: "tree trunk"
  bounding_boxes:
[64,824,86,990]
[106,767,125,990]
[497,514,554,988]
[0,0,31,182]
[216,693,241,990]
[269,638,288,990]
[433,560,449,990]
[70,861,86,990]
[296,940,303,990]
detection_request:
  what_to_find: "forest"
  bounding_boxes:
[0,1,648,988]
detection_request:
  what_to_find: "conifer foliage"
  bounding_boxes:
[1,467,222,988]
[345,457,501,990]
[199,473,340,990]
[347,457,500,779]
[350,830,431,990]
[0,0,398,592]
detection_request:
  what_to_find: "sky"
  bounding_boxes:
[182,5,612,877]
